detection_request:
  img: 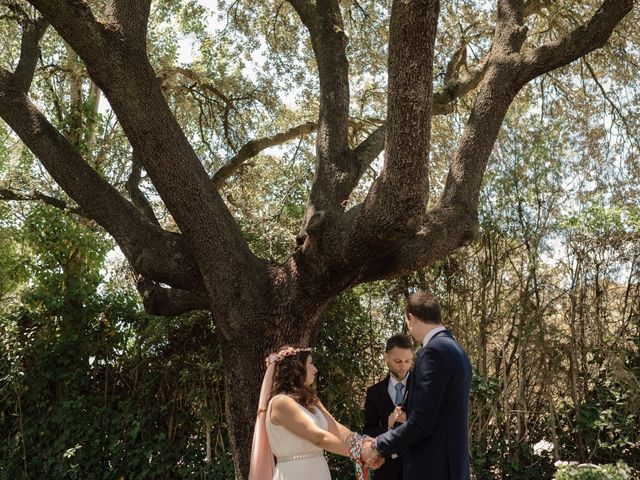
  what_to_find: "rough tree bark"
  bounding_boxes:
[0,0,633,477]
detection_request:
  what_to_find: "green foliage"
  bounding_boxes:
[468,373,557,480]
[20,205,111,296]
[0,204,232,479]
[0,293,232,479]
[0,208,29,310]
[227,151,313,261]
[554,461,636,480]
[314,286,393,479]
[556,352,640,467]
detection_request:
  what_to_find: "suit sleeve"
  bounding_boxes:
[375,347,449,456]
[363,387,387,437]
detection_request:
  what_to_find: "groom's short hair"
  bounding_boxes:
[405,290,442,324]
[385,333,413,352]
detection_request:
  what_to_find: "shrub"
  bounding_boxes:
[554,460,635,480]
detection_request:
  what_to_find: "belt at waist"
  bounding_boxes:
[277,451,324,463]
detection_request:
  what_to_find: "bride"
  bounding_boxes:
[249,346,378,480]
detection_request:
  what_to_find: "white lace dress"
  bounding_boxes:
[266,394,332,480]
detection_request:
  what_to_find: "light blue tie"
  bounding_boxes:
[394,383,404,405]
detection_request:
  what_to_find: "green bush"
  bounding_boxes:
[554,461,636,480]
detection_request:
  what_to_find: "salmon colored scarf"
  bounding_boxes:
[248,354,278,480]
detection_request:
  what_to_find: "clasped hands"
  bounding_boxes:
[360,438,384,469]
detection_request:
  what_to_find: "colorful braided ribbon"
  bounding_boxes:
[347,433,370,480]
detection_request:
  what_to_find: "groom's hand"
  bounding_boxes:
[361,438,385,469]
[369,455,385,469]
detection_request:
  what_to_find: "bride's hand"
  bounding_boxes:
[361,438,385,469]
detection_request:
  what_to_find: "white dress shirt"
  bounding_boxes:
[422,325,447,347]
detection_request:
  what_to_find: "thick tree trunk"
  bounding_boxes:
[219,291,327,479]
[223,341,266,480]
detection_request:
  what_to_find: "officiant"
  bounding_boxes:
[363,333,414,480]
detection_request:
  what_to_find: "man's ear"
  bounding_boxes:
[383,352,389,362]
[406,313,415,326]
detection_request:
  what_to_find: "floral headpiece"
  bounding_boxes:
[265,346,312,367]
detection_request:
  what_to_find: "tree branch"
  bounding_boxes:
[495,0,527,53]
[437,0,528,220]
[364,0,633,282]
[85,81,101,155]
[212,122,317,188]
[29,0,264,317]
[343,0,441,263]
[520,0,633,83]
[26,0,111,61]
[433,56,489,110]
[0,69,203,292]
[285,0,316,30]
[158,66,235,107]
[436,0,632,211]
[293,0,631,294]
[288,0,354,219]
[0,188,83,215]
[355,205,478,283]
[583,58,640,151]
[136,277,209,316]
[126,154,160,225]
[161,66,264,154]
[0,190,205,312]
[351,124,386,179]
[347,0,550,178]
[11,7,48,93]
[104,0,152,45]
[352,58,490,177]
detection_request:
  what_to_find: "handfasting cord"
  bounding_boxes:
[347,433,370,480]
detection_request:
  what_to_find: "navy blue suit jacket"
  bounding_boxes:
[375,330,472,480]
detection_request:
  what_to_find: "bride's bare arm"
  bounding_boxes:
[270,395,350,457]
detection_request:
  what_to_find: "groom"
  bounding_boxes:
[362,291,472,479]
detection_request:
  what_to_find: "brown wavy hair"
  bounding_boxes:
[270,346,318,411]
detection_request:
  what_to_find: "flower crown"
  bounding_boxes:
[266,346,312,367]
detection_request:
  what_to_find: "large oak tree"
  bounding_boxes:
[0,0,634,476]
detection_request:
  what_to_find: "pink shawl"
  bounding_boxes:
[248,355,277,480]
